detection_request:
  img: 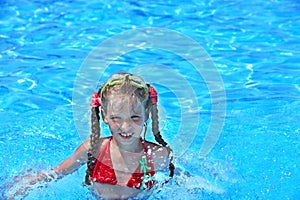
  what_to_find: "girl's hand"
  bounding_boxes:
[5,169,58,199]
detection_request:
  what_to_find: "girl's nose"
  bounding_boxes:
[120,120,131,131]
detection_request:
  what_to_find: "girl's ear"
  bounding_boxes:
[101,108,109,124]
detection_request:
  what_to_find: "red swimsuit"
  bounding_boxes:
[91,137,155,189]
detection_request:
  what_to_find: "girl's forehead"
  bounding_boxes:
[106,95,144,113]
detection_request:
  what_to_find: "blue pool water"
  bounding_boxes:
[1,0,300,199]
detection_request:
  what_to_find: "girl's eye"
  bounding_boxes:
[131,116,141,121]
[110,116,121,121]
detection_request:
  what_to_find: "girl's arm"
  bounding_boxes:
[5,140,90,199]
[53,139,90,177]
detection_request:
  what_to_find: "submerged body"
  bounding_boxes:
[53,136,169,199]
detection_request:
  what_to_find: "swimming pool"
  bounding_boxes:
[1,0,299,199]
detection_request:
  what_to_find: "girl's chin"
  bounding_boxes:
[113,135,143,152]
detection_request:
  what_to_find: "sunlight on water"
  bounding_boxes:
[1,0,299,199]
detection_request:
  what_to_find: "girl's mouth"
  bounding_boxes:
[119,132,133,139]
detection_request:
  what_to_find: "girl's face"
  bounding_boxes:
[102,94,146,149]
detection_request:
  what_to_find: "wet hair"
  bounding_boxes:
[85,72,174,185]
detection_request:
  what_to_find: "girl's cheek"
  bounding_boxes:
[109,121,120,129]
[133,120,143,126]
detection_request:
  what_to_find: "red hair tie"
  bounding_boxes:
[149,86,158,104]
[90,92,101,107]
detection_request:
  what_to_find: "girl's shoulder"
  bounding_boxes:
[143,140,170,170]
[99,136,112,142]
[144,140,169,152]
[84,136,111,153]
[95,136,112,149]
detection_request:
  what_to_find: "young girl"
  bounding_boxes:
[7,72,174,199]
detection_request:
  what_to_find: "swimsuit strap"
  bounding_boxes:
[91,137,117,185]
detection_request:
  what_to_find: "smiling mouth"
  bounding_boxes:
[119,132,134,139]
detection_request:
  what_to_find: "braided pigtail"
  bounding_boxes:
[85,92,102,185]
[149,85,175,178]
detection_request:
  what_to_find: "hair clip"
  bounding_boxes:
[90,92,101,107]
[149,86,158,104]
